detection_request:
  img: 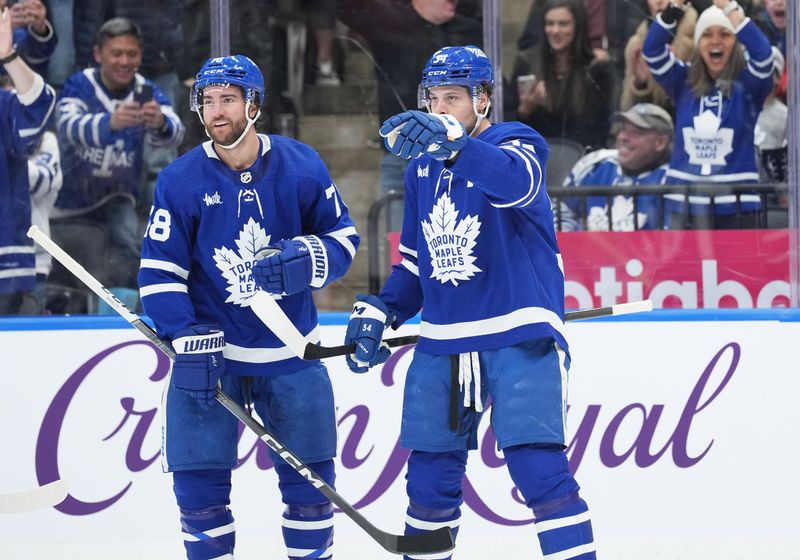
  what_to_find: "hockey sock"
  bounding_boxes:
[404,502,461,560]
[504,444,596,559]
[276,460,335,559]
[283,502,334,559]
[179,505,235,560]
[173,469,234,560]
[403,450,467,560]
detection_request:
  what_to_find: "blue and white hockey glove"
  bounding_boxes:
[171,325,225,407]
[345,294,395,374]
[380,110,467,161]
[252,239,313,296]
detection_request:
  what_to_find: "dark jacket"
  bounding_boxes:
[73,0,183,78]
[511,49,616,151]
[339,0,482,124]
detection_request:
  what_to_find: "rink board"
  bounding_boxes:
[1,311,799,559]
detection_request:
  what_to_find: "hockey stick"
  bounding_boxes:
[26,226,454,556]
[0,480,68,513]
[252,291,654,360]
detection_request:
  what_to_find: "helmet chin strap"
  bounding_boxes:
[196,100,262,151]
[469,96,491,137]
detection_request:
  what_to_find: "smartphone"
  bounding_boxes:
[517,74,538,92]
[134,83,154,104]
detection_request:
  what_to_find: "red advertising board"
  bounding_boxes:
[558,230,790,309]
[387,230,791,309]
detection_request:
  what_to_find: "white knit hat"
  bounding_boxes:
[694,6,736,45]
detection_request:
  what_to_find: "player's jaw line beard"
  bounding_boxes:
[208,117,247,146]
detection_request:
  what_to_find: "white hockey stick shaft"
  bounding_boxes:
[0,480,68,513]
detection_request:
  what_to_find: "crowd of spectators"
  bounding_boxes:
[0,0,792,317]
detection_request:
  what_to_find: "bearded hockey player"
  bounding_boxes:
[138,54,359,559]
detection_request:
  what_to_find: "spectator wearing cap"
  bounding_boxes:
[643,0,774,229]
[557,103,675,231]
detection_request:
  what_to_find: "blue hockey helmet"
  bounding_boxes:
[418,45,494,108]
[191,55,265,111]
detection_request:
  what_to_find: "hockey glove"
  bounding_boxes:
[380,110,468,161]
[171,325,225,407]
[344,294,395,374]
[659,1,686,25]
[252,239,313,296]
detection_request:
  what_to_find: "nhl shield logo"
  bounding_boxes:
[240,171,252,184]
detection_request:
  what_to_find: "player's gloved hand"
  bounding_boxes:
[252,239,312,296]
[380,110,467,161]
[659,1,686,25]
[171,325,225,407]
[344,294,396,374]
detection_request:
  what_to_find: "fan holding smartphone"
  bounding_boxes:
[52,17,184,309]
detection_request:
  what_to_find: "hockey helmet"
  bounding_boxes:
[418,45,494,108]
[191,55,265,111]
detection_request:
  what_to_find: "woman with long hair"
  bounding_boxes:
[643,0,774,228]
[511,0,615,151]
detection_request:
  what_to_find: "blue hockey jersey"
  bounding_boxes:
[138,134,360,376]
[0,75,56,294]
[559,148,672,231]
[644,16,773,216]
[380,122,568,355]
[54,68,184,215]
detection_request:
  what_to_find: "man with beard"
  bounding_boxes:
[138,54,360,560]
[52,17,184,310]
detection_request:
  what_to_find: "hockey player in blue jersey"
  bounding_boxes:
[344,46,596,559]
[138,55,360,559]
[643,0,774,228]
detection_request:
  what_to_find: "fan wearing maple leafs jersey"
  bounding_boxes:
[138,56,358,560]
[344,47,597,560]
[643,2,774,227]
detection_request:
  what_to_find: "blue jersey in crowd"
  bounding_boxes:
[380,122,568,355]
[54,68,184,215]
[138,135,360,376]
[0,75,56,294]
[644,16,773,216]
[560,148,671,231]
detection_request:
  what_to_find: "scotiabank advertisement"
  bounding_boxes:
[560,230,790,309]
[2,317,799,559]
[388,230,791,310]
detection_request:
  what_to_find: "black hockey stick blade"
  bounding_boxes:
[299,300,654,360]
[386,528,455,556]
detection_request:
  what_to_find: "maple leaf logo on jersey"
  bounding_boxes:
[213,217,272,306]
[586,196,647,231]
[421,193,481,286]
